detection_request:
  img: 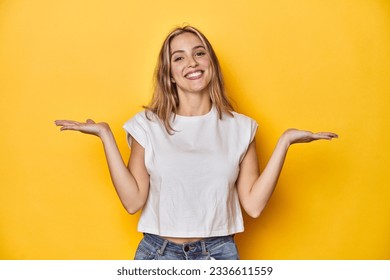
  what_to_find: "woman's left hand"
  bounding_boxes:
[282,129,338,146]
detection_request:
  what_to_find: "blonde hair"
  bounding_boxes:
[144,25,234,133]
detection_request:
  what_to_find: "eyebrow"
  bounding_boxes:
[171,45,206,56]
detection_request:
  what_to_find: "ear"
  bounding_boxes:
[171,77,176,83]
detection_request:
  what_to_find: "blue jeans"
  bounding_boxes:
[134,233,240,260]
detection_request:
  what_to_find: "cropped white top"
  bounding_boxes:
[123,106,258,237]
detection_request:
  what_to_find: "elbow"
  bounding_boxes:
[125,207,139,215]
[122,191,148,215]
[123,203,143,215]
[247,209,262,219]
[245,205,265,219]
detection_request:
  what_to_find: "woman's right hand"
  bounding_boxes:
[54,119,110,138]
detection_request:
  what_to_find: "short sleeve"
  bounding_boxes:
[249,118,258,143]
[123,113,148,148]
[234,113,258,163]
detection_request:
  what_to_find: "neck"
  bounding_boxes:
[176,91,212,116]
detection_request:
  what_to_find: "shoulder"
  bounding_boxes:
[223,111,258,142]
[134,110,158,121]
[123,110,161,148]
[124,110,159,127]
[231,111,256,121]
[223,110,258,127]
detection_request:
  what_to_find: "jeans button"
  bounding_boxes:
[184,245,190,252]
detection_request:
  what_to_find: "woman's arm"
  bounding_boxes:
[236,129,338,218]
[55,119,149,214]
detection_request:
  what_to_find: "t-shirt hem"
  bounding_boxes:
[137,226,245,238]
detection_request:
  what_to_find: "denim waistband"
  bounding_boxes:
[142,233,234,256]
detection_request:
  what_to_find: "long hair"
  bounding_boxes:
[144,25,234,134]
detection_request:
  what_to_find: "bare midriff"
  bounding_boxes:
[162,236,203,244]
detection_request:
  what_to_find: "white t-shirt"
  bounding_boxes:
[123,106,258,237]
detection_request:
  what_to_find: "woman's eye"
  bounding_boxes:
[173,56,183,62]
[195,51,206,57]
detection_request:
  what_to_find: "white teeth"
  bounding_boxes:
[186,71,202,78]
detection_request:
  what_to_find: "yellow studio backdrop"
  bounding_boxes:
[0,0,389,259]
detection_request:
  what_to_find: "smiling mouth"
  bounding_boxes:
[185,71,203,79]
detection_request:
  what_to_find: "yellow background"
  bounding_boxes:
[1,0,389,259]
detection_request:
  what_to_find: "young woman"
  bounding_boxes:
[55,25,337,260]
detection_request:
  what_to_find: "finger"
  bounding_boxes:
[59,124,81,131]
[317,132,338,138]
[54,120,84,132]
[54,120,81,126]
[314,132,339,140]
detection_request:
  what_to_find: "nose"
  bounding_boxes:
[187,56,198,68]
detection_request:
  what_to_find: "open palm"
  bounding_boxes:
[283,128,338,145]
[55,119,109,137]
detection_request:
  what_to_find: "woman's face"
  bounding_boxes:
[169,32,212,96]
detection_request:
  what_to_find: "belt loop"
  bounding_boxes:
[157,239,169,256]
[201,240,207,255]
